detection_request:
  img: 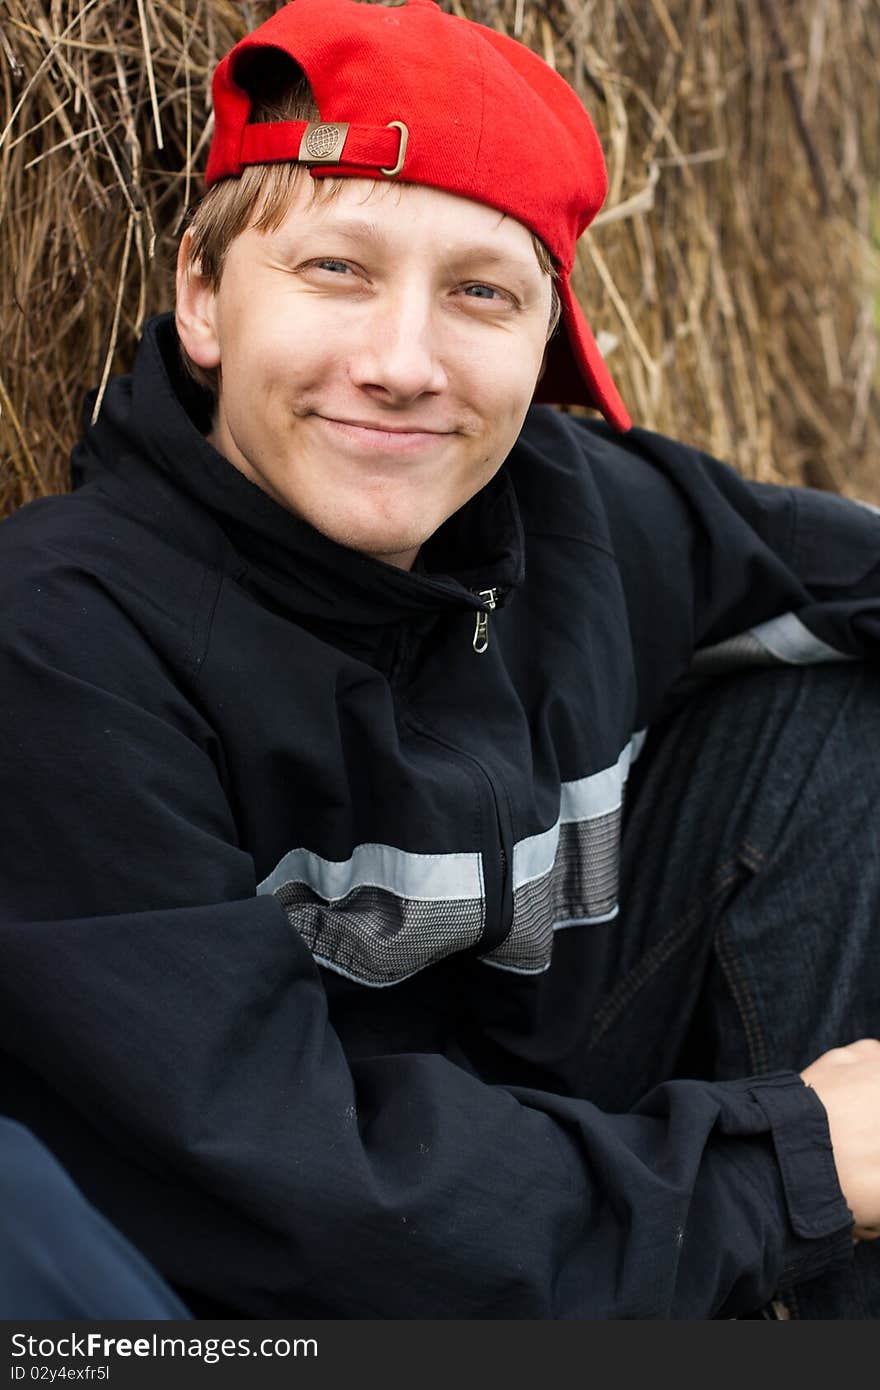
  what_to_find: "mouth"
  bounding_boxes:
[312,415,455,455]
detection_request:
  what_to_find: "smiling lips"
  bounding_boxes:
[314,414,455,456]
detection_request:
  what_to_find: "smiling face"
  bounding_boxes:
[176,178,553,570]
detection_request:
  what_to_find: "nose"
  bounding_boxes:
[349,285,448,404]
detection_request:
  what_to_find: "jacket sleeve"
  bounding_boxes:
[562,420,880,724]
[0,531,854,1320]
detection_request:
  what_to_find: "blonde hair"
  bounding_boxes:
[180,50,560,392]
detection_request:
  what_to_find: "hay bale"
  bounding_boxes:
[1,0,878,516]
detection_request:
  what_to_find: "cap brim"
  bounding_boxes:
[533,272,631,431]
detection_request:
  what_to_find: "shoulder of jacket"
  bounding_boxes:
[0,488,221,679]
[508,408,680,547]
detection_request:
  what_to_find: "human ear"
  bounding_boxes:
[174,231,221,369]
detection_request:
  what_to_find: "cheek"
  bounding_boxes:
[219,341,295,416]
[482,361,543,434]
[240,316,346,396]
[215,283,291,370]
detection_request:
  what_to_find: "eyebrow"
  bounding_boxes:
[271,215,397,254]
[274,216,543,280]
[293,215,387,245]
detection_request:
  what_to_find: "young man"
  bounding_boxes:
[1,0,879,1319]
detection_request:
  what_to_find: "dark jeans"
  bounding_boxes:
[601,662,880,1317]
[2,664,877,1317]
[0,1117,189,1318]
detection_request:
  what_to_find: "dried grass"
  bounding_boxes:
[2,0,879,516]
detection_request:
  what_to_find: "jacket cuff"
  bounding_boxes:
[745,1072,854,1288]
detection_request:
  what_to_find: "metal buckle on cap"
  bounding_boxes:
[381,121,408,178]
[297,122,350,164]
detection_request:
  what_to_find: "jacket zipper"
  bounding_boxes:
[472,588,498,654]
[399,708,512,952]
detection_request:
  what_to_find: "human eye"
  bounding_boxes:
[310,258,355,275]
[294,256,370,293]
[457,281,520,311]
[462,282,506,300]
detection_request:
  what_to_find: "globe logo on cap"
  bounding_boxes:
[304,124,345,159]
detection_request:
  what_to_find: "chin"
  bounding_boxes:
[316,513,427,565]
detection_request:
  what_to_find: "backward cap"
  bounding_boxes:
[205,0,631,429]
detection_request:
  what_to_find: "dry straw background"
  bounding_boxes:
[1,0,879,518]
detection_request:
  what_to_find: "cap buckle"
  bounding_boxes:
[381,121,409,178]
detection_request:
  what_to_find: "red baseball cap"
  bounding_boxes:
[205,0,631,430]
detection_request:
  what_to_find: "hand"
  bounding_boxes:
[801,1038,880,1241]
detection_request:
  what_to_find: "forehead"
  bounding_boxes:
[248,175,545,270]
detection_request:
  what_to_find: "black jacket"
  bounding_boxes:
[1,313,877,1317]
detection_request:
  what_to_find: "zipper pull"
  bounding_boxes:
[472,588,498,654]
